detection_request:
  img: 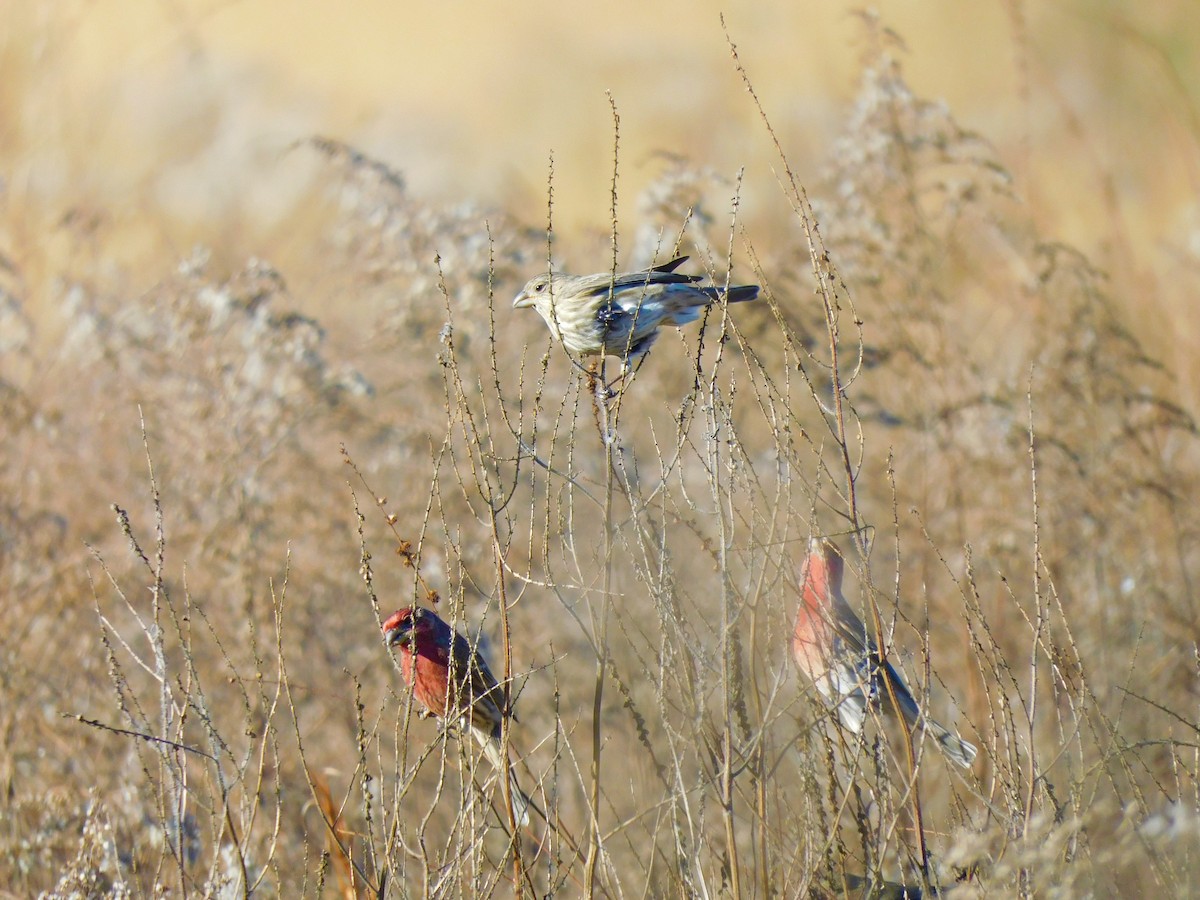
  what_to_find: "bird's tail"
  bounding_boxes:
[475,729,531,827]
[924,718,978,769]
[700,285,760,305]
[503,768,532,828]
[725,285,760,304]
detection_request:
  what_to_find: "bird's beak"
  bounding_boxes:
[385,621,413,647]
[512,291,534,309]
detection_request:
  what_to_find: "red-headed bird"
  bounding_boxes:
[512,256,760,372]
[383,606,530,824]
[791,538,977,768]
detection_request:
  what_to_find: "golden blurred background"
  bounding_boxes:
[4,3,1200,892]
[6,2,1198,290]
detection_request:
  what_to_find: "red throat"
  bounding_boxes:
[802,544,842,610]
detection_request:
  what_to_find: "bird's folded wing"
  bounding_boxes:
[649,255,689,273]
[573,268,702,298]
[828,600,875,658]
[454,637,514,722]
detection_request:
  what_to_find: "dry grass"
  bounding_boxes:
[2,8,1199,899]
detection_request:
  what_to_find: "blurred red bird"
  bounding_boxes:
[791,538,977,768]
[383,606,529,824]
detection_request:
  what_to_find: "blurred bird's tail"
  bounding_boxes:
[700,285,760,305]
[506,769,532,828]
[724,285,760,304]
[925,719,977,769]
[475,730,532,827]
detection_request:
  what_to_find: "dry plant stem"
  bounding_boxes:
[96,423,287,896]
[724,18,938,884]
[722,15,866,431]
[66,713,214,761]
[432,260,530,893]
[708,179,745,897]
[341,446,442,611]
[870,470,931,887]
[134,412,190,895]
[710,404,742,899]
[313,771,359,900]
[745,456,788,898]
[114,416,198,892]
[581,91,622,900]
[275,565,381,898]
[484,227,554,891]
[491,527,527,894]
[1023,371,1044,845]
[584,364,615,900]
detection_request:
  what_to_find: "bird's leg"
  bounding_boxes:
[603,368,628,395]
[607,351,650,393]
[427,716,466,747]
[605,331,655,393]
[568,355,594,379]
[599,360,640,401]
[587,361,629,452]
[583,359,617,403]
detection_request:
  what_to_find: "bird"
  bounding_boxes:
[791,538,977,768]
[512,256,760,370]
[383,605,530,825]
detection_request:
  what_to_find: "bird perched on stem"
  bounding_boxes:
[383,606,530,825]
[512,256,760,371]
[792,538,977,768]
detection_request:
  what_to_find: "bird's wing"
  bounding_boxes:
[650,255,690,273]
[828,591,876,658]
[569,264,702,299]
[828,596,922,718]
[453,634,512,723]
[801,542,873,660]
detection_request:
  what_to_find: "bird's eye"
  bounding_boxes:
[535,281,546,292]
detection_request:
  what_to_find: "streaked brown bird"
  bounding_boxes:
[791,538,977,768]
[512,256,760,370]
[383,605,530,824]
